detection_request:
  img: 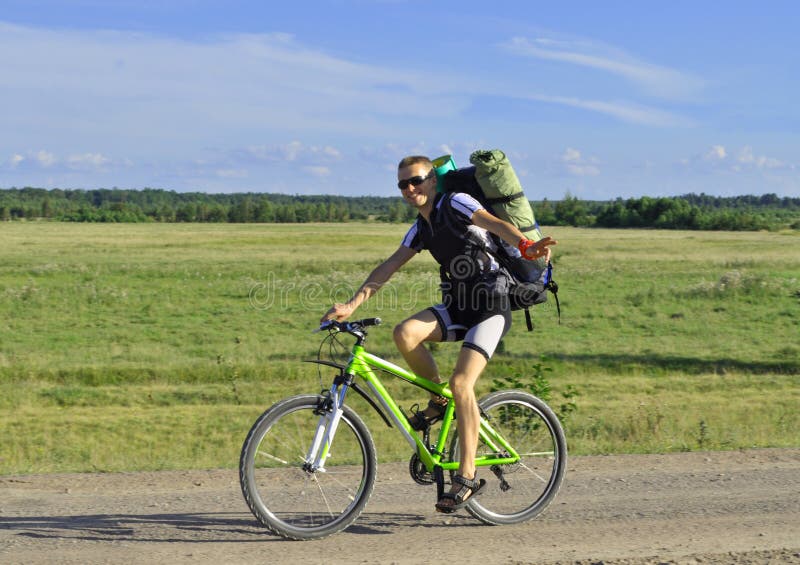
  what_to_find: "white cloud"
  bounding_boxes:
[683,145,794,174]
[703,145,727,163]
[0,19,696,181]
[36,150,57,168]
[2,149,127,172]
[240,141,343,164]
[67,152,110,170]
[358,141,489,170]
[215,168,248,179]
[736,146,786,170]
[321,146,342,159]
[561,147,600,176]
[0,21,467,148]
[0,20,708,200]
[516,93,694,127]
[304,166,331,177]
[562,148,582,162]
[503,36,705,100]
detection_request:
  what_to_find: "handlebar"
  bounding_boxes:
[315,317,382,336]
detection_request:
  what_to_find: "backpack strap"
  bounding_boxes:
[518,220,542,236]
[438,194,492,257]
[435,194,491,283]
[524,264,560,332]
[484,191,526,206]
[524,307,534,332]
[544,262,561,324]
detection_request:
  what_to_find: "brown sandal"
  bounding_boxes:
[435,474,486,513]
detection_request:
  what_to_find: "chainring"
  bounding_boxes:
[408,453,435,485]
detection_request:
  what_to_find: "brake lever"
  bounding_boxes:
[313,320,337,333]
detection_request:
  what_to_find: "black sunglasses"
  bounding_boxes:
[398,170,434,190]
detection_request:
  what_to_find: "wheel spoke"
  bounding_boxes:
[311,474,336,518]
[240,396,376,540]
[516,461,551,484]
[255,450,290,465]
[451,391,566,525]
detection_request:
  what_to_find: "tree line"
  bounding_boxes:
[1,187,798,231]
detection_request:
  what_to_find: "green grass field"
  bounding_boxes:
[1,222,798,474]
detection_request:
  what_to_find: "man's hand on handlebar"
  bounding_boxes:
[320,302,356,324]
[315,316,382,335]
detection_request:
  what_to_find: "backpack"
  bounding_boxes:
[432,150,560,331]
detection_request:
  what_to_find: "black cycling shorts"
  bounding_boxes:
[427,293,512,360]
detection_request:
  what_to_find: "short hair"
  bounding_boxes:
[398,155,433,170]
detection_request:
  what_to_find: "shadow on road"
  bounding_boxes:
[1,513,259,543]
[0,511,476,543]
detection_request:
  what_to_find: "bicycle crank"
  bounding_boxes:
[408,453,435,485]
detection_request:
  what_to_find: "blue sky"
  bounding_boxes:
[2,1,798,199]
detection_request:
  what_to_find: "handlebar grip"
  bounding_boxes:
[315,317,381,334]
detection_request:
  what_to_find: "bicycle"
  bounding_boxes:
[239,317,567,540]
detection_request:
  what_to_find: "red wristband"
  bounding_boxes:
[518,238,535,259]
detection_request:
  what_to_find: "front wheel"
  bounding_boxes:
[452,390,567,525]
[239,394,377,540]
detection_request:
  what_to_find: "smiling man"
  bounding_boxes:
[321,155,556,513]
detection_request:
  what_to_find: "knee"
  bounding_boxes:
[449,373,474,399]
[393,321,421,351]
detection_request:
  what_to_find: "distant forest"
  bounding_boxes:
[1,187,798,231]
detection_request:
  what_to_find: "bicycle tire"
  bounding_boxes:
[450,390,567,525]
[240,394,377,540]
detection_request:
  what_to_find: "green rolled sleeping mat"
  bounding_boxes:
[469,149,544,243]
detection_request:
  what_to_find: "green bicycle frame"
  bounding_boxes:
[312,344,521,473]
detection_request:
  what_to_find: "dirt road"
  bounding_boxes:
[1,449,798,564]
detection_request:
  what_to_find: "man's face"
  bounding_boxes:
[397,163,436,209]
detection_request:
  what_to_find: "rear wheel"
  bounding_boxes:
[240,394,377,540]
[451,390,567,525]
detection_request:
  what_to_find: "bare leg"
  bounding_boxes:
[393,311,441,380]
[439,347,487,507]
[393,309,445,416]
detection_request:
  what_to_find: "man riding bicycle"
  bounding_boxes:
[321,155,556,513]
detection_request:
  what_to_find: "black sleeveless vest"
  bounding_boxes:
[416,193,499,285]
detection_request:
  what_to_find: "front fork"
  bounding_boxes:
[303,380,350,472]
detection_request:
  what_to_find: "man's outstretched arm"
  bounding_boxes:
[321,245,417,322]
[471,209,557,262]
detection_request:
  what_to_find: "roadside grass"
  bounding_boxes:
[1,222,798,474]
